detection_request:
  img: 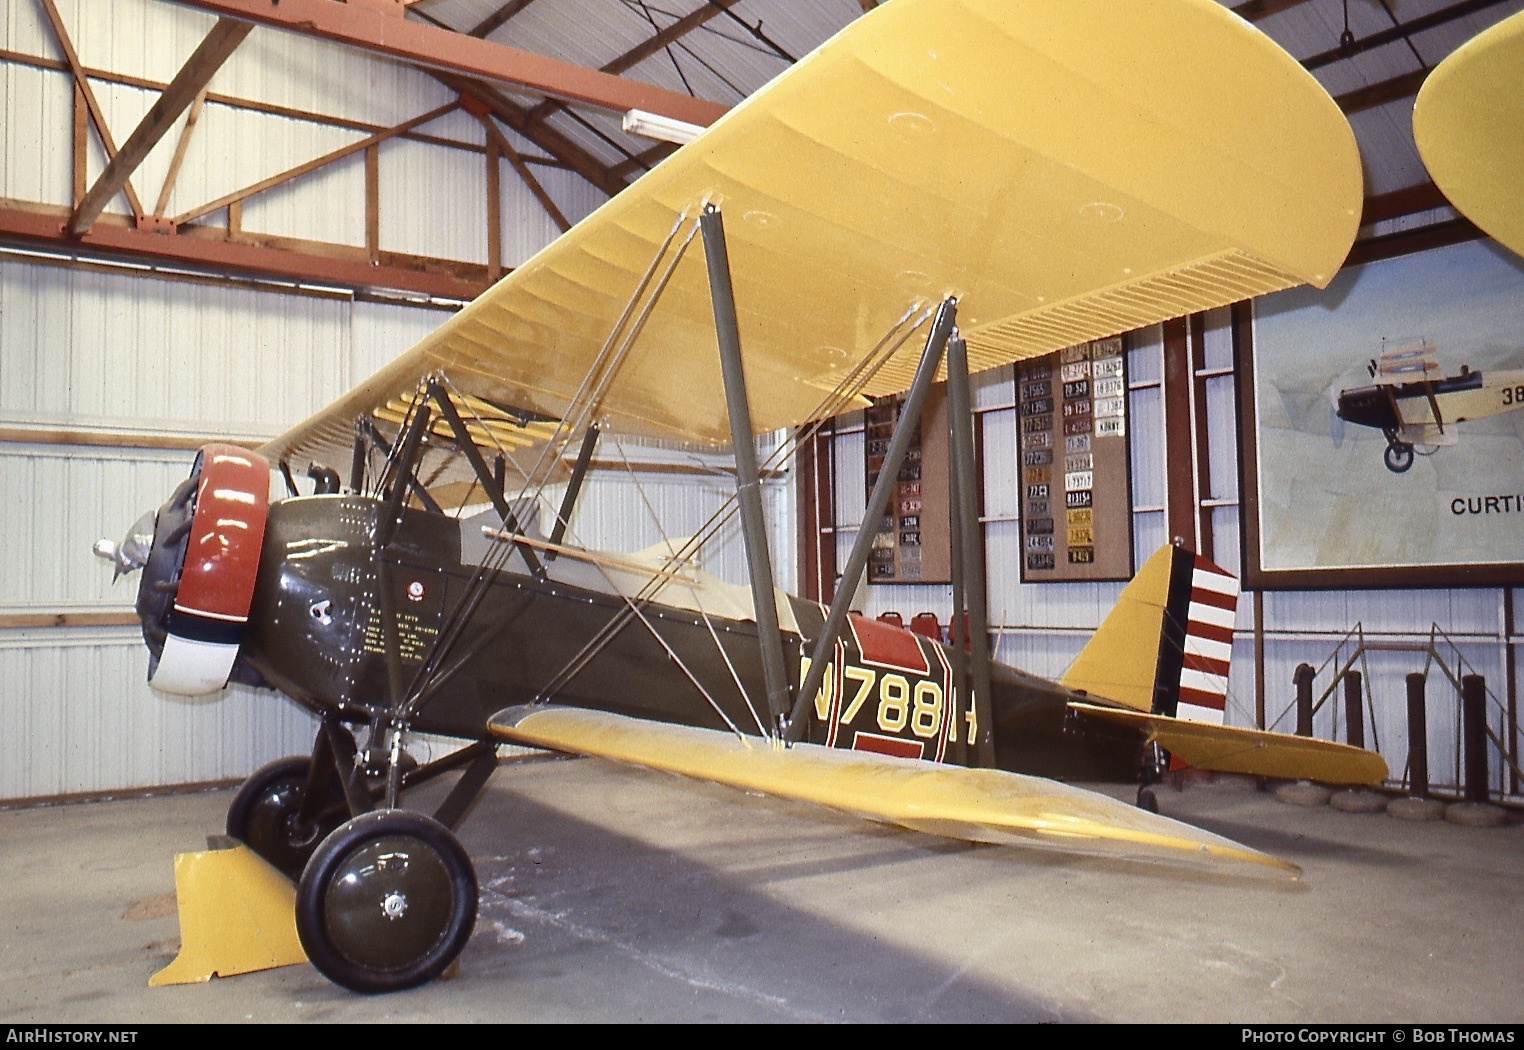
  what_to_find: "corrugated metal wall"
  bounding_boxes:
[0,182,605,803]
[0,261,348,799]
[0,0,787,801]
[0,254,780,801]
[0,0,576,264]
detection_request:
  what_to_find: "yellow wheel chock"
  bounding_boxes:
[150,843,307,986]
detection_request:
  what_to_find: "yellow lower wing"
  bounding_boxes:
[1069,701,1388,786]
[489,705,1297,878]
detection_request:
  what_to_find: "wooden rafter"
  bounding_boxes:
[468,0,540,40]
[610,141,679,181]
[1361,181,1450,227]
[154,90,207,219]
[0,199,492,299]
[438,73,630,198]
[520,0,747,131]
[0,45,498,157]
[168,0,727,127]
[172,101,459,226]
[69,17,252,236]
[36,0,146,220]
[1334,67,1429,114]
[1230,0,1317,22]
[478,115,571,233]
[1301,0,1516,70]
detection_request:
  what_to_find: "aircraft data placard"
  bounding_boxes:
[1016,337,1133,582]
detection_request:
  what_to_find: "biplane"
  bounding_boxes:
[93,0,1385,994]
[1334,342,1524,473]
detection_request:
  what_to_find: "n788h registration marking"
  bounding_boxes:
[802,615,977,761]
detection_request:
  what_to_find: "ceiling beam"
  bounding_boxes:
[37,0,147,220]
[1333,67,1429,114]
[1302,0,1515,69]
[163,0,728,127]
[1348,217,1481,267]
[171,101,458,226]
[1361,181,1451,227]
[468,0,540,39]
[68,17,251,237]
[1,200,489,300]
[520,0,745,131]
[439,73,631,198]
[1229,0,1316,23]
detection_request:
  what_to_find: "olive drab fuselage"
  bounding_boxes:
[219,494,1144,782]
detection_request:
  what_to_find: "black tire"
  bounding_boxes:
[1384,442,1414,473]
[1137,786,1159,814]
[226,756,347,879]
[295,810,477,994]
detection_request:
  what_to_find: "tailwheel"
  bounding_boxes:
[296,810,477,994]
[1137,740,1166,813]
[227,755,348,880]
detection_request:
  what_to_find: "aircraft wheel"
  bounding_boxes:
[226,756,346,879]
[1137,786,1159,813]
[1384,442,1414,473]
[295,810,477,994]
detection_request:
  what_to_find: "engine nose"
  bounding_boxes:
[1335,386,1399,431]
[130,444,271,695]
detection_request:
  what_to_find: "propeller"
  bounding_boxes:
[1329,382,1347,450]
[93,510,157,582]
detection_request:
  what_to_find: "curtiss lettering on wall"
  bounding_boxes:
[1450,494,1524,514]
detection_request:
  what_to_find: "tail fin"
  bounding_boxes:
[1059,542,1239,721]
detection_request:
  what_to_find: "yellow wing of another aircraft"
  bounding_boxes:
[491,705,1300,878]
[264,0,1360,476]
[1413,10,1524,259]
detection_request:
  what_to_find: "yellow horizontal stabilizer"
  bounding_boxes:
[266,0,1359,476]
[1068,701,1388,786]
[489,705,1298,878]
[1413,11,1524,258]
[149,844,306,987]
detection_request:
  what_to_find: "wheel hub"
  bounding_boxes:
[381,891,408,921]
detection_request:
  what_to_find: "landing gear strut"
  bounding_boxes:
[225,755,348,880]
[1136,740,1168,813]
[223,720,501,991]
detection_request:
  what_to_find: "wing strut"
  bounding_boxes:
[424,379,545,578]
[786,297,958,742]
[700,204,793,733]
[945,332,997,767]
[547,422,602,552]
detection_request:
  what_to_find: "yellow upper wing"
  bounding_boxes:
[265,0,1360,473]
[1414,11,1524,258]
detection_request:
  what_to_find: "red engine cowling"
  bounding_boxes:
[138,444,270,695]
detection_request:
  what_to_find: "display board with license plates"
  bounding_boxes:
[1015,337,1134,582]
[862,389,951,584]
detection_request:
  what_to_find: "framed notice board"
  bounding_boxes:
[863,387,951,583]
[1016,337,1133,582]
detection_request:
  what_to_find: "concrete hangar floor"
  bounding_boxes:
[2,753,1520,1024]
